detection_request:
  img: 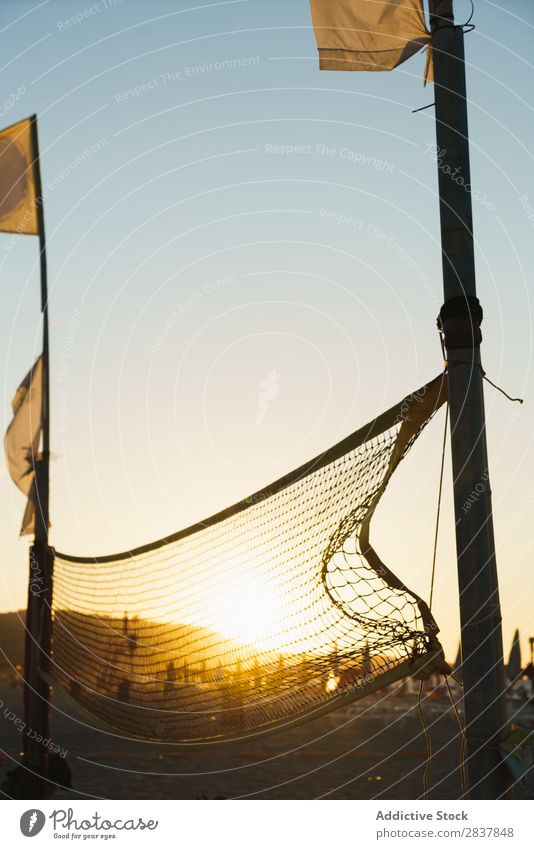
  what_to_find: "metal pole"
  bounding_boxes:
[22,114,53,798]
[429,1,510,798]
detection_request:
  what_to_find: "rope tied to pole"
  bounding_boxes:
[446,360,524,405]
[438,295,484,349]
[437,296,524,403]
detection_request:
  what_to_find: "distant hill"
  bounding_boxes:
[0,611,26,668]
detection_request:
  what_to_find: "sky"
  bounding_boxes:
[0,0,533,664]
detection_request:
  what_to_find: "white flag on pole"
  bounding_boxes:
[4,357,42,535]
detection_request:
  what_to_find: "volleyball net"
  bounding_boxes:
[51,374,449,745]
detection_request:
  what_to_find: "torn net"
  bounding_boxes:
[52,374,448,745]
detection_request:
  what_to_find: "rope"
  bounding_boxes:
[418,679,432,800]
[445,675,468,798]
[418,400,449,797]
[461,0,475,30]
[412,102,435,114]
[446,360,524,404]
[482,373,524,405]
[464,0,474,26]
[429,403,449,610]
[423,367,467,798]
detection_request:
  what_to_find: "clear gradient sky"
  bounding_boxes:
[0,0,533,664]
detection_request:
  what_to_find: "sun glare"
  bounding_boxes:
[212,575,282,646]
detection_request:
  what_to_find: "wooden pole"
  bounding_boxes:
[22,114,53,798]
[429,1,510,798]
[30,114,50,548]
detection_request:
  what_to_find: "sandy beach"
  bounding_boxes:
[0,677,474,800]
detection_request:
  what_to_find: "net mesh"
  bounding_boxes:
[52,375,448,745]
